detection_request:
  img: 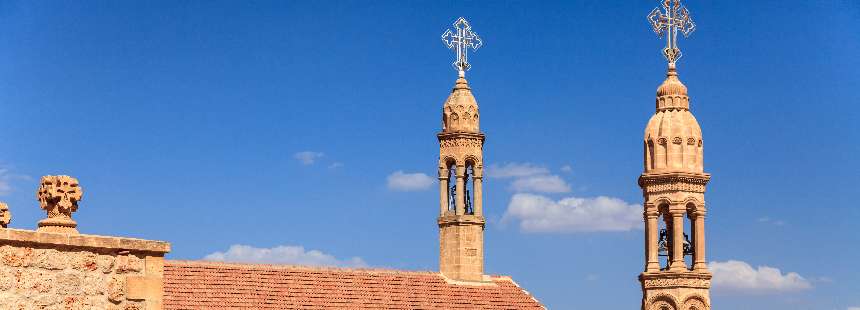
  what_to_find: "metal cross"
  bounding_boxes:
[442,17,482,77]
[647,0,696,66]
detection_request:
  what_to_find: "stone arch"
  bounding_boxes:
[463,155,481,168]
[647,293,679,310]
[681,294,709,310]
[683,198,702,214]
[439,156,458,169]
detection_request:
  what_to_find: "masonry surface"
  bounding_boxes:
[0,229,170,310]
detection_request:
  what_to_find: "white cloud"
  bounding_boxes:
[328,162,344,169]
[386,171,435,191]
[293,151,324,165]
[757,217,786,226]
[710,260,812,294]
[487,162,570,193]
[485,163,549,179]
[502,193,642,233]
[847,307,860,310]
[510,175,571,193]
[204,244,367,268]
[560,165,573,173]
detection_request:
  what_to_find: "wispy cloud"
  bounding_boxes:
[0,168,32,196]
[560,165,573,173]
[510,175,571,193]
[386,171,435,191]
[485,163,549,179]
[328,162,344,169]
[502,193,642,233]
[204,244,367,268]
[757,217,786,226]
[710,260,812,294]
[293,151,324,165]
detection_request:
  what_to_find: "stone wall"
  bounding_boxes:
[0,229,170,310]
[438,215,485,282]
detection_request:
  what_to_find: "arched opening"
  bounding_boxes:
[464,159,476,215]
[657,204,671,270]
[684,208,694,269]
[686,202,699,270]
[446,160,457,213]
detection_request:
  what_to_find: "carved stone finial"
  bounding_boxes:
[0,202,10,228]
[36,175,83,234]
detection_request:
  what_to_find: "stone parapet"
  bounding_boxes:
[0,228,170,309]
[0,228,170,254]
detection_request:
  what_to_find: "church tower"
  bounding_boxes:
[437,17,486,282]
[640,1,711,309]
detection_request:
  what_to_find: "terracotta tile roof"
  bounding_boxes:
[163,260,544,309]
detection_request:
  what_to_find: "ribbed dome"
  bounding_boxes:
[655,67,690,111]
[644,67,703,173]
[441,77,480,133]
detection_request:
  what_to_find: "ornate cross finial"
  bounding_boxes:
[442,17,482,77]
[647,0,696,68]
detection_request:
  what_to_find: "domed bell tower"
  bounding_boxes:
[437,17,486,282]
[641,1,711,309]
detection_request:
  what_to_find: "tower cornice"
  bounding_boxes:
[437,132,485,142]
[438,214,486,226]
[639,172,710,195]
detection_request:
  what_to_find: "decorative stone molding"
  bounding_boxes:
[0,202,10,228]
[642,277,711,289]
[36,175,83,234]
[639,172,710,195]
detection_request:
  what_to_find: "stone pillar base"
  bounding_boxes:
[36,217,79,234]
[438,214,486,282]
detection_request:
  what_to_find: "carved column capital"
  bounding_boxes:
[438,168,449,179]
[455,165,466,176]
[644,210,659,218]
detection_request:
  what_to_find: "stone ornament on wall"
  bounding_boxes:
[642,277,711,289]
[0,202,10,228]
[36,175,83,234]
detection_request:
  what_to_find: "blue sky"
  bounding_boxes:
[0,1,857,309]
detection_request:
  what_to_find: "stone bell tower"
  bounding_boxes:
[640,1,711,309]
[437,17,486,282]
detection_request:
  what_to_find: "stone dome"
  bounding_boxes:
[441,77,480,133]
[655,67,690,111]
[644,70,703,173]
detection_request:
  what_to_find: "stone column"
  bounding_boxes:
[455,165,465,215]
[670,209,686,271]
[439,168,449,216]
[693,210,707,271]
[645,208,660,272]
[473,171,483,217]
